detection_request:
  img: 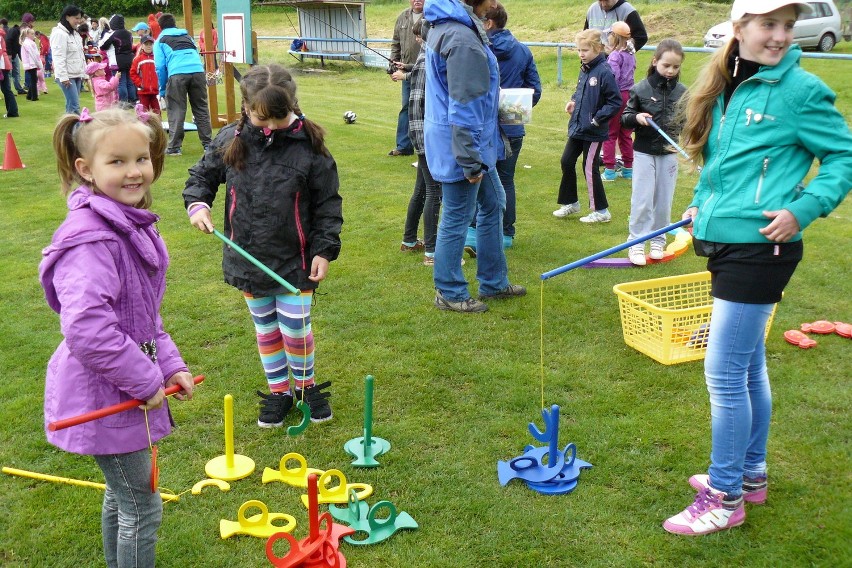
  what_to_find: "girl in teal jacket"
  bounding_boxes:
[664,0,852,537]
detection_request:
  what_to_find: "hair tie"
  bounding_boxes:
[135,103,151,123]
[78,108,94,123]
[234,129,241,137]
[298,114,305,121]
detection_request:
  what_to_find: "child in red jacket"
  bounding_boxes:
[130,36,160,114]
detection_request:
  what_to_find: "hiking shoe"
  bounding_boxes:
[423,255,434,267]
[628,245,646,266]
[602,168,618,181]
[649,241,665,260]
[579,210,612,223]
[464,246,477,259]
[480,284,527,300]
[435,290,488,313]
[663,488,745,536]
[689,474,767,505]
[621,167,633,180]
[257,390,294,428]
[295,381,333,422]
[165,148,182,156]
[400,240,424,252]
[553,202,581,218]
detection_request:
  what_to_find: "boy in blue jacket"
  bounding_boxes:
[553,28,622,223]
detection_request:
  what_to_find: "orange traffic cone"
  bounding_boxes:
[1,132,25,170]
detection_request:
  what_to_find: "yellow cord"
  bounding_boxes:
[539,280,545,411]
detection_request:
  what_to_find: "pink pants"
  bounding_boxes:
[602,90,633,169]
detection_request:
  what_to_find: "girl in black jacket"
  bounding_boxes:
[620,39,687,265]
[183,64,342,427]
[100,14,136,102]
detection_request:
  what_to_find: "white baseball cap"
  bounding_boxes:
[731,0,812,20]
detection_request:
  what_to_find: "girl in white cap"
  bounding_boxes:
[663,0,852,536]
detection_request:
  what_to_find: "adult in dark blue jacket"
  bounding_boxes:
[486,2,541,246]
[100,15,137,102]
[153,13,212,155]
[424,0,525,313]
[553,28,621,223]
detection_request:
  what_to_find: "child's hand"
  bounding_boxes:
[140,388,166,410]
[116,71,122,78]
[637,112,652,126]
[165,371,195,401]
[565,100,575,114]
[682,207,697,225]
[308,255,330,282]
[760,209,800,243]
[189,207,215,233]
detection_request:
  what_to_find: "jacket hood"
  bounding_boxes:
[488,28,515,60]
[158,27,189,38]
[109,14,126,30]
[425,0,476,28]
[40,187,160,313]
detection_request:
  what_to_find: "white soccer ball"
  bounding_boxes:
[343,111,357,124]
[151,0,169,8]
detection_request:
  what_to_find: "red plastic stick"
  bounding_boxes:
[307,473,319,540]
[47,375,205,432]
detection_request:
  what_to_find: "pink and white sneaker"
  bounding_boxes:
[689,473,767,504]
[663,488,745,536]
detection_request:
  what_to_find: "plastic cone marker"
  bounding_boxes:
[1,132,25,170]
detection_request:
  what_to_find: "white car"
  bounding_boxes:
[703,0,842,51]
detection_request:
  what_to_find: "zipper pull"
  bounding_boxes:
[745,109,753,126]
[762,157,769,174]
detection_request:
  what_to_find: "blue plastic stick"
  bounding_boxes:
[212,229,300,295]
[540,219,690,280]
[646,118,690,161]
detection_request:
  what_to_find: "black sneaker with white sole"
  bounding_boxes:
[295,381,333,422]
[256,390,293,428]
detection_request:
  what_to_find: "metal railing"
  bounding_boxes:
[258,35,852,85]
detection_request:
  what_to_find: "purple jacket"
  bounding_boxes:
[39,187,188,455]
[607,49,635,92]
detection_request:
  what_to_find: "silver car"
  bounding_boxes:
[703,0,842,52]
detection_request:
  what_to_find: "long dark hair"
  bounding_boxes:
[647,38,684,78]
[223,64,329,171]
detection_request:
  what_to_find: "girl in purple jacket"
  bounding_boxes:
[40,105,195,568]
[602,21,636,181]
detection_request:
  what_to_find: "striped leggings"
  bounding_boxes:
[244,291,315,393]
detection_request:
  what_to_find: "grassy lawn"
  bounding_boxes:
[1,2,850,566]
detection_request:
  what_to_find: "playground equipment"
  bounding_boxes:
[299,469,372,507]
[206,394,256,481]
[329,490,418,546]
[220,499,297,539]
[262,453,324,488]
[344,375,391,467]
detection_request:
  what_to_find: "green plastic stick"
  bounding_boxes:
[363,375,374,455]
[212,229,300,295]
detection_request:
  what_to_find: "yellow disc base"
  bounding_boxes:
[205,454,256,481]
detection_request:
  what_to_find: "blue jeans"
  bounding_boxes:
[11,55,24,91]
[403,152,442,253]
[496,136,524,238]
[94,449,162,568]
[117,71,137,103]
[705,298,774,497]
[434,168,508,300]
[57,77,83,114]
[394,78,413,153]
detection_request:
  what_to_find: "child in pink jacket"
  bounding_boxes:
[85,60,119,111]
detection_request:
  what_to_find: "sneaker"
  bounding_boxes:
[435,290,488,313]
[602,168,618,181]
[295,381,333,423]
[400,240,424,252]
[579,210,612,223]
[464,246,477,259]
[165,148,182,156]
[553,202,581,218]
[628,245,646,266]
[423,255,434,267]
[621,167,633,180]
[663,488,745,536]
[649,241,665,260]
[689,474,767,505]
[388,148,413,157]
[257,391,294,428]
[480,284,526,300]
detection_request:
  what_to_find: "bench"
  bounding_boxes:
[287,50,359,67]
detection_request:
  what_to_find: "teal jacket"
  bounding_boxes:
[690,45,852,244]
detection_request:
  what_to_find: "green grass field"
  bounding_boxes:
[1,2,850,566]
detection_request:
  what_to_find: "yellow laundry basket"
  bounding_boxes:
[613,271,776,365]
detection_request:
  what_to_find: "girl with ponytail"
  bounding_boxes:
[183,64,342,426]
